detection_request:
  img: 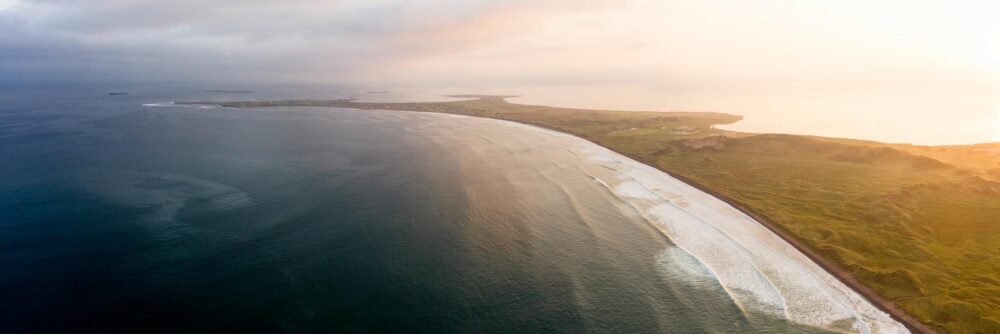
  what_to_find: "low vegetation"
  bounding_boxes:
[185,96,1000,333]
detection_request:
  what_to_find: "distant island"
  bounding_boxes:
[367,90,391,94]
[203,90,255,94]
[178,96,1000,333]
[108,92,129,96]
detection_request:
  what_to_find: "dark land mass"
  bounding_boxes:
[203,90,255,94]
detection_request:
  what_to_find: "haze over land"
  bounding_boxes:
[2,0,999,144]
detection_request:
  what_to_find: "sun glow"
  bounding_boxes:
[995,104,1000,142]
[990,33,1000,69]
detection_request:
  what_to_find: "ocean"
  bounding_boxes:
[1,84,866,333]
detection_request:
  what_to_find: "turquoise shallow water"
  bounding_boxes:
[0,85,833,333]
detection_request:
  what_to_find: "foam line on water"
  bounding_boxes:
[578,144,907,333]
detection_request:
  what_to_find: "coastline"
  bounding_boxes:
[179,99,937,333]
[479,115,911,333]
[625,154,937,334]
[494,116,935,334]
[464,116,935,334]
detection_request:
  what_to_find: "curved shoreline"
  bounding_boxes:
[178,99,936,333]
[489,117,935,334]
[472,115,915,333]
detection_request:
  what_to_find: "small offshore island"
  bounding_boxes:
[180,96,1000,333]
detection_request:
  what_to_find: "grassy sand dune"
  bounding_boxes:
[181,96,1000,333]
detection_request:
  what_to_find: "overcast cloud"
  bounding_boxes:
[1,0,998,90]
[0,0,612,83]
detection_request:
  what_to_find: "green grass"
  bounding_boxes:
[645,136,1000,333]
[190,96,1000,333]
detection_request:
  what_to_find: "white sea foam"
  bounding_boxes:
[613,180,662,200]
[79,171,251,224]
[448,114,910,334]
[575,141,908,334]
[655,246,719,288]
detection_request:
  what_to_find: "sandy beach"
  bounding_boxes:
[459,116,909,333]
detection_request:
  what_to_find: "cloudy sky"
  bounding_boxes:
[2,0,999,143]
[2,0,998,86]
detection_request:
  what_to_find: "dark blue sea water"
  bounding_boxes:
[0,84,832,333]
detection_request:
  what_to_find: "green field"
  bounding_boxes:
[188,96,1000,333]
